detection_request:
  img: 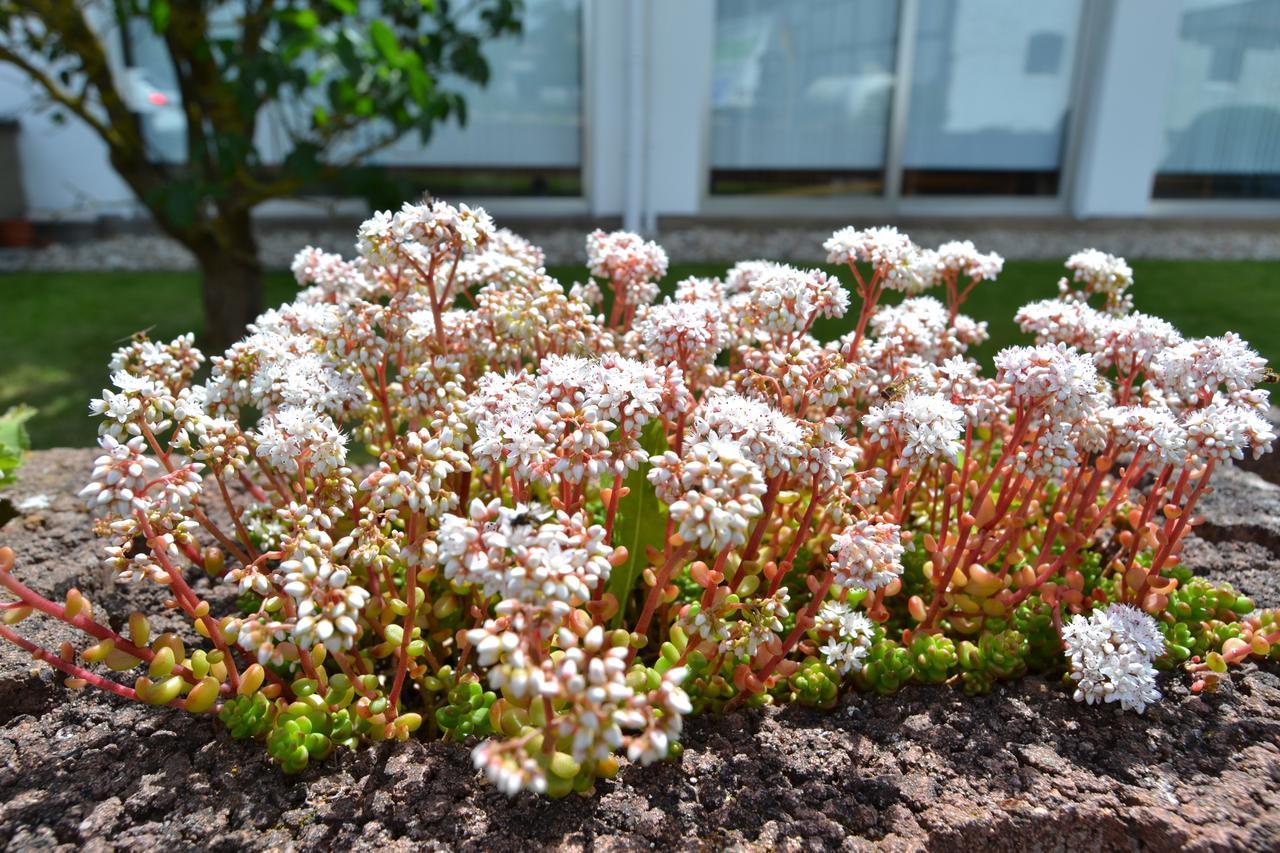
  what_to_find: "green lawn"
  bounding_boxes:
[1,260,1276,448]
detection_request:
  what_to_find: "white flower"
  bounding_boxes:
[1149,333,1267,412]
[829,520,904,593]
[994,343,1102,421]
[1062,603,1164,713]
[586,229,668,311]
[360,427,471,519]
[936,240,1004,281]
[743,264,849,336]
[437,500,614,611]
[1183,397,1275,463]
[824,226,928,293]
[252,407,348,477]
[291,246,366,298]
[820,637,869,676]
[1061,249,1133,313]
[720,589,790,659]
[635,299,728,368]
[79,435,163,519]
[648,437,767,552]
[815,601,877,675]
[869,296,987,362]
[472,739,549,797]
[690,389,806,477]
[282,552,369,654]
[862,391,964,470]
[1102,405,1188,468]
[468,622,691,794]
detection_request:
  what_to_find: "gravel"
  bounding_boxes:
[3,220,1280,273]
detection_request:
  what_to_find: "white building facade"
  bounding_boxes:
[2,0,1279,226]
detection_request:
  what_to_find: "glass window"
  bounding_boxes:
[1153,0,1280,199]
[376,0,583,196]
[902,0,1083,196]
[709,0,900,196]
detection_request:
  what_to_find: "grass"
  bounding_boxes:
[1,260,1277,448]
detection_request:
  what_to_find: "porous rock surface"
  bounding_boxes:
[2,450,1280,852]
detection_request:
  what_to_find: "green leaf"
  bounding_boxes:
[405,61,433,106]
[148,0,171,33]
[0,405,35,484]
[607,420,669,627]
[290,9,319,31]
[327,0,358,13]
[369,20,402,66]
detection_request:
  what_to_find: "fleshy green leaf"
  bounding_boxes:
[607,420,668,627]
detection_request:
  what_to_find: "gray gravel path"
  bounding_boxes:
[2,220,1279,272]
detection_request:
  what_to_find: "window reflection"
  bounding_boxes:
[902,0,1082,196]
[1154,0,1280,199]
[709,0,899,196]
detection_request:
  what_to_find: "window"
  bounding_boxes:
[708,0,1085,200]
[901,0,1083,196]
[709,0,900,196]
[1153,0,1280,199]
[375,0,584,197]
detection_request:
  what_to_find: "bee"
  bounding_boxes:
[509,508,538,527]
[116,326,156,345]
[504,504,550,530]
[880,376,920,401]
[1262,367,1279,385]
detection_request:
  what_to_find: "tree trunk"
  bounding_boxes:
[191,212,263,353]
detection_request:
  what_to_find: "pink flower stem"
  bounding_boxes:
[629,542,694,662]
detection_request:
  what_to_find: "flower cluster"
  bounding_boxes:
[1063,604,1164,712]
[3,198,1277,800]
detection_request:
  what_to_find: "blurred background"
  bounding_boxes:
[5,0,1280,225]
[0,0,1278,446]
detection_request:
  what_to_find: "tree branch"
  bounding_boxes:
[0,42,110,137]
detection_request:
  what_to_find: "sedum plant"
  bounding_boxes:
[2,201,1279,796]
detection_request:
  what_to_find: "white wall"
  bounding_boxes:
[584,0,627,216]
[0,65,141,221]
[1069,0,1180,217]
[646,0,714,217]
[584,0,714,221]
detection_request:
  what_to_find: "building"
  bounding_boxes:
[1,0,1278,231]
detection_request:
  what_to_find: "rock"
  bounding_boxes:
[1194,465,1280,558]
[1180,538,1280,607]
[3,449,1280,850]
